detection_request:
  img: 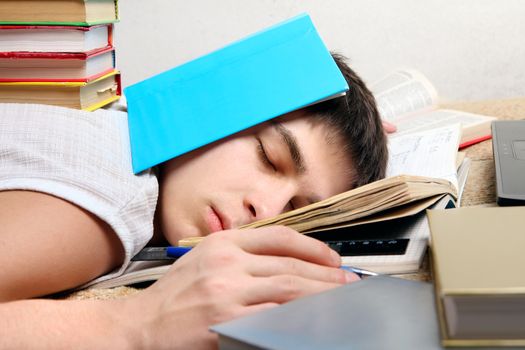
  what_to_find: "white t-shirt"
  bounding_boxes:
[0,103,159,285]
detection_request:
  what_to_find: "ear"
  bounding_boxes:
[382,120,397,134]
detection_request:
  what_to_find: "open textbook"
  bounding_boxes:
[372,69,496,148]
[86,124,466,289]
[179,124,463,241]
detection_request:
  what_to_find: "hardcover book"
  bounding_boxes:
[0,70,121,111]
[428,206,525,347]
[0,0,119,26]
[0,47,115,82]
[125,14,349,173]
[0,24,113,53]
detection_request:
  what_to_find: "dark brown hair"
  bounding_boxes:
[303,53,388,187]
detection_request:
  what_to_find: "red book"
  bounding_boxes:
[0,47,116,82]
[0,24,113,53]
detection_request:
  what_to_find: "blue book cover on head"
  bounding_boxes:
[125,13,348,173]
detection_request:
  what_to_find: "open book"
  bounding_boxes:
[371,69,496,148]
[85,124,465,289]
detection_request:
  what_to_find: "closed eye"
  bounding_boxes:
[256,137,277,172]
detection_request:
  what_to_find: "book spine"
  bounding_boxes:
[107,23,114,48]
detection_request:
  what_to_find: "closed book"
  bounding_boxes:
[428,206,525,347]
[125,13,348,173]
[0,0,118,26]
[0,47,115,82]
[0,70,121,111]
[210,276,444,350]
[0,24,113,53]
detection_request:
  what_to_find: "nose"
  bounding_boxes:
[243,181,296,222]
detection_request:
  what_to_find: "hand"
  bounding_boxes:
[126,226,359,349]
[382,120,397,134]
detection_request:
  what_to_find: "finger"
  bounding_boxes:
[248,255,355,285]
[233,226,341,267]
[242,275,345,305]
[382,120,397,133]
[236,302,279,318]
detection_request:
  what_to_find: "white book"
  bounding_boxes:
[0,24,112,53]
[372,69,496,148]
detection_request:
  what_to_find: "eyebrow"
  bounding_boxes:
[272,122,307,175]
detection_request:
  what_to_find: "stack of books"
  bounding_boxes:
[0,0,121,110]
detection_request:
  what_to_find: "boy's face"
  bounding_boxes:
[158,111,355,245]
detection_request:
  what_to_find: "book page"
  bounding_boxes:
[456,157,471,207]
[387,124,461,190]
[371,69,438,122]
[388,108,496,139]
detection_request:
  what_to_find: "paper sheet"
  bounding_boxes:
[386,124,461,190]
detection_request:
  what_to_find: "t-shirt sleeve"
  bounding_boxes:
[0,103,159,285]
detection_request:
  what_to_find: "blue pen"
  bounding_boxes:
[166,246,193,258]
[167,246,379,277]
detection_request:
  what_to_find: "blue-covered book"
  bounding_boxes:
[125,13,348,173]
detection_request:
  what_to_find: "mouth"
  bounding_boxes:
[205,206,227,233]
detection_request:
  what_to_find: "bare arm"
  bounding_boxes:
[0,190,134,348]
[0,298,138,349]
[0,190,124,301]
[0,191,357,349]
